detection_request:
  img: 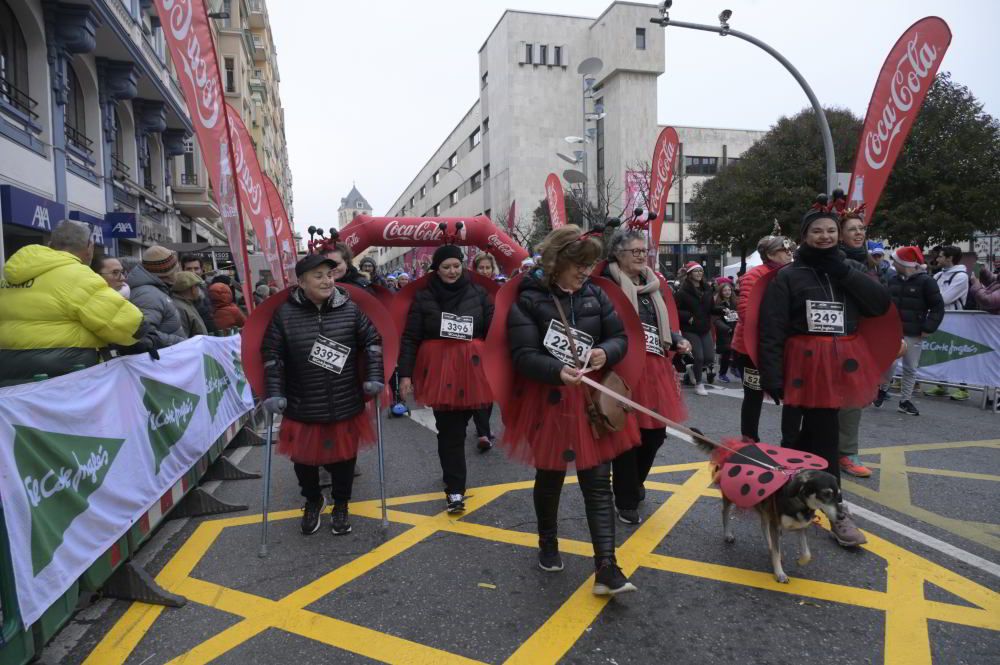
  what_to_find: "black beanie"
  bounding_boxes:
[800,209,839,239]
[430,244,464,271]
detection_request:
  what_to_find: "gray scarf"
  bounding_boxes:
[608,262,671,345]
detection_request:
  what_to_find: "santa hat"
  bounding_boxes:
[892,246,925,268]
[683,261,703,273]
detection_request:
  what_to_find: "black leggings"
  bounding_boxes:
[682,330,714,384]
[534,463,616,561]
[612,428,666,510]
[785,406,841,487]
[294,458,357,503]
[433,409,474,494]
[472,403,493,438]
[738,354,764,442]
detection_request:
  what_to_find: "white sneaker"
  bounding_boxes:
[695,383,708,396]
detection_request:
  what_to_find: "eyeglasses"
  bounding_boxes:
[101,269,126,277]
[620,248,648,257]
[573,262,597,273]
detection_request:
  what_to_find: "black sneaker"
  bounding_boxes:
[617,508,642,525]
[538,538,564,572]
[706,370,716,385]
[476,435,495,453]
[301,497,326,535]
[593,558,637,596]
[898,400,920,416]
[331,503,352,535]
[872,388,888,408]
[446,493,466,514]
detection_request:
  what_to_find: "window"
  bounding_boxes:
[449,190,458,206]
[485,208,491,219]
[448,152,457,168]
[726,157,741,167]
[553,45,562,66]
[0,0,32,119]
[481,71,488,88]
[664,203,675,221]
[140,139,153,192]
[433,171,440,185]
[253,68,262,79]
[469,127,481,148]
[221,0,232,27]
[470,171,482,192]
[409,196,415,207]
[111,106,128,178]
[538,44,547,65]
[224,57,236,93]
[182,138,196,184]
[482,117,489,133]
[420,185,426,198]
[635,28,646,50]
[683,204,693,222]
[433,203,441,216]
[685,156,719,175]
[64,64,86,141]
[483,164,490,179]
[525,43,533,64]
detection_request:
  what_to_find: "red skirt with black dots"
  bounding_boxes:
[412,338,493,411]
[277,410,376,466]
[632,352,687,428]
[500,376,641,471]
[782,334,882,409]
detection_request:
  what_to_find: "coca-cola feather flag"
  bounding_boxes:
[848,17,952,223]
[544,174,567,229]
[264,176,297,286]
[648,127,679,247]
[154,0,254,308]
[225,103,285,288]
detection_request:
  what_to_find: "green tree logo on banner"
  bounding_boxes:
[919,330,994,367]
[141,377,200,474]
[230,350,248,397]
[203,354,232,421]
[13,426,125,575]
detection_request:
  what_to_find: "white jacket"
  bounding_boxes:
[934,264,969,310]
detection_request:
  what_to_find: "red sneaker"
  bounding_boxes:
[840,455,872,478]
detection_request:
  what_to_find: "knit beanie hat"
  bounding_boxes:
[800,209,839,239]
[431,244,464,271]
[892,246,925,268]
[143,245,178,276]
[171,271,204,293]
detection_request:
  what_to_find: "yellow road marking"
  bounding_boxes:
[863,463,1000,482]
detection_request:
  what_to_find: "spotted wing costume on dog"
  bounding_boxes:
[710,439,829,509]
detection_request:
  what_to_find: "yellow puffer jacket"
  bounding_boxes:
[0,245,142,349]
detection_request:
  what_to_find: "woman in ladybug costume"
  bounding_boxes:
[603,228,689,526]
[503,225,639,596]
[399,244,493,513]
[758,205,890,547]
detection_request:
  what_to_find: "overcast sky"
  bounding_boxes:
[267,0,1000,230]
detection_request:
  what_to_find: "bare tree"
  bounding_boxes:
[492,203,531,249]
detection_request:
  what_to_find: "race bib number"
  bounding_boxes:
[308,335,351,374]
[543,319,594,367]
[743,367,761,391]
[642,323,664,356]
[806,300,845,334]
[724,309,739,323]
[440,312,474,340]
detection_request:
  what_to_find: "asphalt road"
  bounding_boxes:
[53,382,1000,665]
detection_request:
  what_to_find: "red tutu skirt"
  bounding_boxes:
[632,352,688,429]
[277,410,376,466]
[783,334,881,409]
[412,338,492,410]
[500,376,640,471]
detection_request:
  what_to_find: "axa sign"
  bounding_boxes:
[105,212,138,238]
[0,184,65,232]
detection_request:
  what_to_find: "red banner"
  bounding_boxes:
[225,103,285,288]
[848,17,952,223]
[544,174,566,229]
[648,126,679,247]
[341,216,528,275]
[508,199,516,229]
[154,0,253,308]
[264,175,297,286]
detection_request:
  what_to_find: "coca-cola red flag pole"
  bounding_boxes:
[154,0,254,309]
[544,173,567,229]
[648,127,679,248]
[848,17,952,223]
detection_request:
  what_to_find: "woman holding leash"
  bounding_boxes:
[758,201,890,547]
[398,245,494,513]
[260,254,384,537]
[603,229,689,526]
[503,225,638,596]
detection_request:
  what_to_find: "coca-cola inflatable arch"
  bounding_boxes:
[339,215,528,274]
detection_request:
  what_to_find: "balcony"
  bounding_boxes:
[172,170,220,218]
[112,154,131,181]
[252,34,267,62]
[248,0,266,28]
[0,78,42,134]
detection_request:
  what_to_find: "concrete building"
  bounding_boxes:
[0,0,292,275]
[379,2,764,276]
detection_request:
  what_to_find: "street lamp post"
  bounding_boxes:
[650,4,837,195]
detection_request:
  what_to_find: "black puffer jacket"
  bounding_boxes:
[340,267,372,292]
[758,247,890,394]
[675,281,719,334]
[601,264,683,347]
[887,271,944,337]
[262,286,382,423]
[398,273,493,377]
[507,272,627,385]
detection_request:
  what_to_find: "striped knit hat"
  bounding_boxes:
[142,245,179,276]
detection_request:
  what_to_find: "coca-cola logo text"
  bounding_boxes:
[345,233,360,248]
[158,0,221,130]
[227,109,264,216]
[649,138,676,215]
[864,33,940,171]
[382,220,445,243]
[487,233,514,257]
